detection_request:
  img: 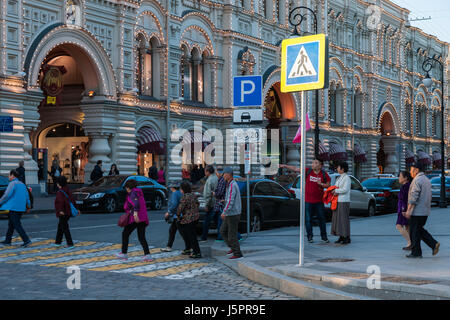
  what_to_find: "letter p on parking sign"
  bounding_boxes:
[233,75,262,107]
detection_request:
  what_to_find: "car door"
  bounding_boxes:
[269,181,299,225]
[349,176,365,211]
[252,181,277,227]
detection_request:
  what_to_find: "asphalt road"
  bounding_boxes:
[0,209,299,300]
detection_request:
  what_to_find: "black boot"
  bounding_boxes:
[335,237,344,244]
[342,237,351,244]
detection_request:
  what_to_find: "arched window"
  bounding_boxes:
[418,108,427,137]
[190,48,204,103]
[180,47,205,103]
[136,35,156,96]
[353,92,363,127]
[329,88,337,123]
[405,103,412,134]
[180,45,191,100]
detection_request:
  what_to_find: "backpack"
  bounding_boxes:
[306,168,328,184]
[59,190,79,217]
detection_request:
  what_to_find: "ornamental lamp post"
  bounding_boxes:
[288,6,320,159]
[422,57,446,208]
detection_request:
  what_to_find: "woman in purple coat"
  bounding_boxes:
[116,179,152,261]
[397,171,412,250]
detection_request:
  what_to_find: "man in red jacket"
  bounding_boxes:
[280,158,330,243]
[54,176,77,248]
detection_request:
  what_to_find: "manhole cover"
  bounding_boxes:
[317,258,355,263]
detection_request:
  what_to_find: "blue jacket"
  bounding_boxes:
[167,190,182,217]
[0,178,31,213]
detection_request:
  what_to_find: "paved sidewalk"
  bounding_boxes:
[211,207,450,300]
[31,195,56,214]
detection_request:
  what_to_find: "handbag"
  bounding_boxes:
[118,212,130,227]
[59,190,79,217]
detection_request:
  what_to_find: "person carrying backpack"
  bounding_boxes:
[280,158,331,243]
[54,176,79,248]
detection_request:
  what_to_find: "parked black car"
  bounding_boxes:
[197,178,299,233]
[0,176,34,218]
[72,175,168,213]
[361,177,401,213]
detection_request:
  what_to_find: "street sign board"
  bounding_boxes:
[233,108,263,124]
[233,75,262,107]
[0,116,13,132]
[281,34,328,92]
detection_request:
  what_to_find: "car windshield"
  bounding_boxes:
[361,178,396,188]
[0,176,9,186]
[431,177,450,184]
[91,176,126,187]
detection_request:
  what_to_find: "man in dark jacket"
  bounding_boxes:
[90,160,104,183]
[16,161,26,184]
[148,165,158,181]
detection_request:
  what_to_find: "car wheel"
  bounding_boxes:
[153,194,163,211]
[251,213,262,232]
[104,196,117,213]
[366,202,376,217]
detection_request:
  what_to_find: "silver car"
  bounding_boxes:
[289,173,376,217]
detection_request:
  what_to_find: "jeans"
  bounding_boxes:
[122,222,150,255]
[55,215,73,245]
[220,215,242,257]
[216,211,242,241]
[409,216,437,257]
[305,202,328,240]
[201,208,215,241]
[179,220,201,255]
[5,212,30,244]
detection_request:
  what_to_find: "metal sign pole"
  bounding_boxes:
[245,140,251,239]
[299,91,307,266]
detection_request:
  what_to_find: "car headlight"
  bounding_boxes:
[89,193,105,199]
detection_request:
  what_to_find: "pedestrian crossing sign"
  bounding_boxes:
[281,34,328,92]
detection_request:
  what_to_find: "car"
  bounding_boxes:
[197,178,300,233]
[241,112,251,123]
[0,176,34,218]
[289,173,376,217]
[430,176,450,205]
[72,175,168,213]
[361,177,401,213]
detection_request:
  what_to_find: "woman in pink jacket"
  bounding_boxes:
[116,179,152,261]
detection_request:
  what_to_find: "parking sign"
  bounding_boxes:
[281,34,328,92]
[233,75,262,107]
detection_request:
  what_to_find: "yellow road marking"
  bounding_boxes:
[0,239,54,251]
[0,241,95,258]
[89,255,186,272]
[134,263,208,278]
[43,248,162,268]
[7,244,123,263]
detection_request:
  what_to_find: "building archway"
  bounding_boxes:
[378,105,400,174]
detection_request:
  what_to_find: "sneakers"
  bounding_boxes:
[199,239,208,243]
[52,243,63,247]
[160,247,172,252]
[65,245,75,249]
[21,241,31,248]
[307,236,313,243]
[189,253,202,259]
[229,255,243,260]
[141,255,154,262]
[181,249,192,255]
[227,249,233,255]
[115,252,128,260]
[321,238,330,244]
[433,242,440,256]
[0,241,11,246]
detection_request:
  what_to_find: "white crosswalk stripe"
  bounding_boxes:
[163,266,220,280]
[79,251,181,269]
[113,259,198,274]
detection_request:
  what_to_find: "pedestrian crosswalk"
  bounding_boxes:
[0,237,219,280]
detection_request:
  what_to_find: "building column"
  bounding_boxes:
[23,127,38,186]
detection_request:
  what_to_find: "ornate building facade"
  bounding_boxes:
[0,0,448,193]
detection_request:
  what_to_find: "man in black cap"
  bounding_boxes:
[404,162,440,258]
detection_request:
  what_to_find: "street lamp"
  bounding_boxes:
[288,6,320,159]
[422,57,447,208]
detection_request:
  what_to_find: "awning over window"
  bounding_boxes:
[417,151,431,165]
[405,150,415,164]
[329,143,348,161]
[318,142,330,162]
[354,145,367,163]
[433,152,442,167]
[137,127,165,155]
